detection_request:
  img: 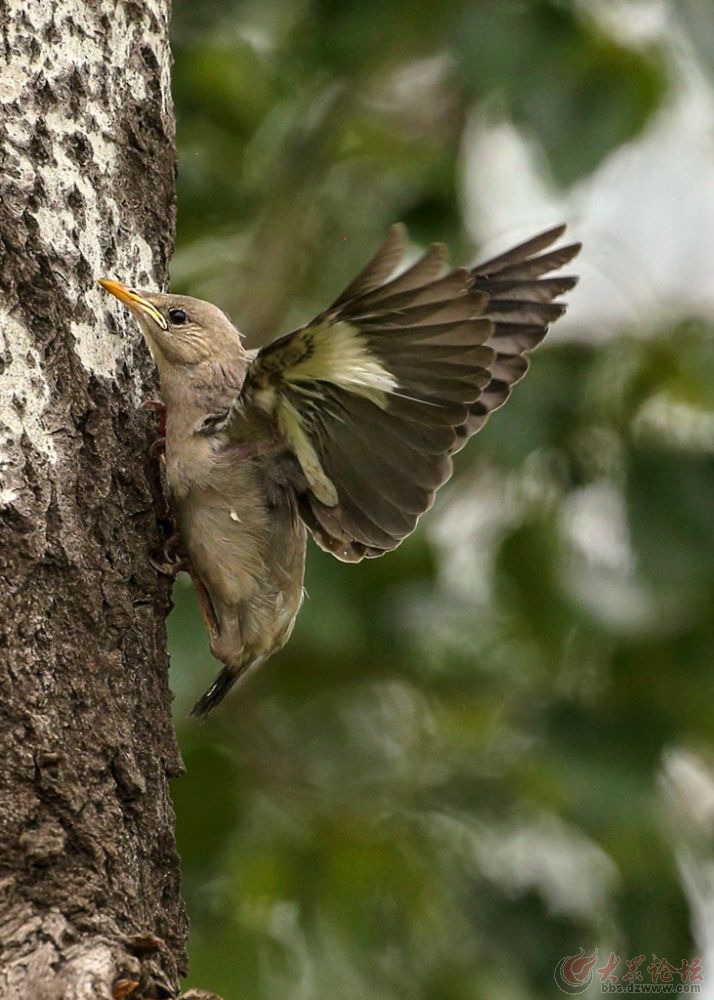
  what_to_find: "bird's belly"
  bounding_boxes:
[173,472,306,637]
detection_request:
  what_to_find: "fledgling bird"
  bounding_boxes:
[99,224,580,715]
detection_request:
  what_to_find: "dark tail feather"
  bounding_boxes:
[190,657,264,717]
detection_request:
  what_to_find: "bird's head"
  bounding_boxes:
[98,280,244,371]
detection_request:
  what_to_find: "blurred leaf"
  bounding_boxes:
[453,1,667,185]
[678,0,714,81]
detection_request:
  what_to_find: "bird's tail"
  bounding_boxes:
[190,656,265,717]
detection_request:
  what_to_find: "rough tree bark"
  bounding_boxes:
[0,3,202,997]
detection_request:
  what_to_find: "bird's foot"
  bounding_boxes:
[141,399,167,443]
[149,531,186,576]
[142,399,167,459]
[141,399,166,415]
[149,435,166,459]
[149,553,185,577]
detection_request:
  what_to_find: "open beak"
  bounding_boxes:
[97,278,168,330]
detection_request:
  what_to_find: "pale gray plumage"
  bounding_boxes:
[99,224,580,714]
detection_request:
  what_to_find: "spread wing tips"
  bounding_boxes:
[246,222,580,562]
[450,225,581,452]
[473,224,574,274]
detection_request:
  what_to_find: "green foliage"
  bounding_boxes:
[453,1,666,186]
[166,1,713,997]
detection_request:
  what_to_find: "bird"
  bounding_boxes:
[99,223,580,715]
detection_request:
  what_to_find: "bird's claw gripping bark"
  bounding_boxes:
[141,398,166,416]
[142,399,167,458]
[149,553,185,576]
[149,435,166,459]
[149,532,185,576]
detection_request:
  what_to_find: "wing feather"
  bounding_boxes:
[352,269,473,313]
[341,243,448,308]
[223,224,580,559]
[362,318,493,345]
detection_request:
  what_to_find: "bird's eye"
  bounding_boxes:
[168,308,189,326]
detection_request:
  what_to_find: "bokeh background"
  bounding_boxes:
[167,1,714,996]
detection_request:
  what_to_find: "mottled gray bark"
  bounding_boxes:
[0,2,192,997]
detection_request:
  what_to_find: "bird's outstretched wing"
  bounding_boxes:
[222,224,580,562]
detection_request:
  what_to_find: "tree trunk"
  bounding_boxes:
[0,2,193,996]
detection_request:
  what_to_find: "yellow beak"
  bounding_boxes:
[97,278,168,330]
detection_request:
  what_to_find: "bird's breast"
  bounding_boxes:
[164,429,221,500]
